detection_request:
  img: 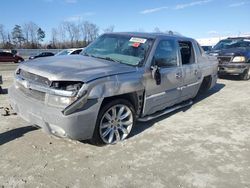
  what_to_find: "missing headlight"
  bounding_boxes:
[51,81,83,91]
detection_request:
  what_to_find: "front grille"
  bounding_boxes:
[17,82,46,102]
[217,56,232,64]
[19,69,51,86]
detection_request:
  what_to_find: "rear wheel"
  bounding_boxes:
[239,69,250,80]
[91,99,135,145]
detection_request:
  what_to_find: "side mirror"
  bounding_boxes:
[151,65,161,85]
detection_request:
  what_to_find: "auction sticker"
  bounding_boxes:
[129,37,147,44]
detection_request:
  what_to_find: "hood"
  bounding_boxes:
[19,55,137,82]
[210,48,249,57]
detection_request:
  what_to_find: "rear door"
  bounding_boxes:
[6,52,14,62]
[178,41,201,100]
[0,52,5,62]
[143,39,183,116]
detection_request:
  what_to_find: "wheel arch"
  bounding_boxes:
[100,90,144,118]
[198,75,212,94]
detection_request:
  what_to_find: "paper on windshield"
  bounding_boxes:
[129,37,147,44]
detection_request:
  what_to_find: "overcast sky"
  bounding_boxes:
[0,0,250,41]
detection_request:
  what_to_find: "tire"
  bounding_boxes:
[239,69,250,80]
[14,59,23,63]
[218,73,223,79]
[91,99,135,145]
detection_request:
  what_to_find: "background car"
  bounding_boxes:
[0,75,2,94]
[29,52,54,60]
[55,48,83,56]
[209,37,250,80]
[0,52,24,63]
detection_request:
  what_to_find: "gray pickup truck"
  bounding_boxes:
[9,32,218,145]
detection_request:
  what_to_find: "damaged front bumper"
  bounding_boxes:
[8,85,102,140]
[218,63,249,75]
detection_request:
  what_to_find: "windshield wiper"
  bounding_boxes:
[84,54,134,66]
[103,57,123,64]
[91,55,124,64]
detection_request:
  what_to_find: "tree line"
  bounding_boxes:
[0,21,114,49]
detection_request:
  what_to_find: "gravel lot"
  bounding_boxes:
[0,63,250,188]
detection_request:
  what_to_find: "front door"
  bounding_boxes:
[143,39,183,116]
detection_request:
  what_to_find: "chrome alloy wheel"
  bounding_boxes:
[99,104,133,144]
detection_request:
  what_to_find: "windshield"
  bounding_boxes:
[56,50,71,56]
[81,34,154,66]
[213,39,250,50]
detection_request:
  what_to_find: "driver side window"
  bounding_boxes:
[154,39,178,68]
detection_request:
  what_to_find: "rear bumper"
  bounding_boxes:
[8,85,102,140]
[218,63,249,75]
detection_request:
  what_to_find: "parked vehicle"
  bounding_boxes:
[0,52,24,63]
[201,45,212,53]
[9,32,218,145]
[55,48,83,56]
[29,52,54,60]
[210,37,250,80]
[0,75,2,94]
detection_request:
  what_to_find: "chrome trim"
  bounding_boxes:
[15,76,77,97]
[146,91,166,100]
[182,81,201,89]
[146,81,200,99]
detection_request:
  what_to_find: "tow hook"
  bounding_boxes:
[0,105,17,116]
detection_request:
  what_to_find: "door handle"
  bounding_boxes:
[175,72,182,79]
[194,70,198,75]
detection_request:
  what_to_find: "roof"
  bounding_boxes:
[106,32,193,41]
[227,36,250,40]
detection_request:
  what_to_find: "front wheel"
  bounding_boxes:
[91,99,135,145]
[239,69,250,80]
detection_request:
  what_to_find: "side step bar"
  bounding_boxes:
[137,100,193,122]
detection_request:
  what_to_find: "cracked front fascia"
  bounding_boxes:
[63,71,145,116]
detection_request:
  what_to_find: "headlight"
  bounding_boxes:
[46,81,85,108]
[232,56,246,63]
[46,94,77,108]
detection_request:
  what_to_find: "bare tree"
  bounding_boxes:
[22,22,39,48]
[29,22,39,47]
[51,28,58,48]
[79,21,86,43]
[83,21,99,43]
[72,22,81,46]
[23,23,31,44]
[103,25,115,33]
[0,24,7,48]
[58,24,66,45]
[63,21,75,47]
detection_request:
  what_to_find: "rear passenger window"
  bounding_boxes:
[154,39,178,68]
[196,42,204,55]
[179,41,195,65]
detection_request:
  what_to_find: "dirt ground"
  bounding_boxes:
[0,63,250,188]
